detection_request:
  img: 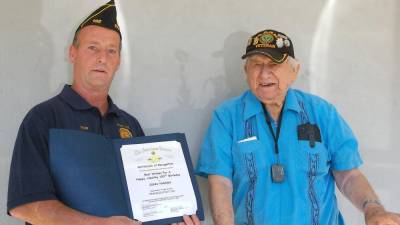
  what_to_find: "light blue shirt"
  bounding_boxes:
[196,88,363,225]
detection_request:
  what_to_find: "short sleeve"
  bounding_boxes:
[130,117,145,137]
[118,110,145,137]
[325,105,363,171]
[196,109,234,180]
[7,109,57,212]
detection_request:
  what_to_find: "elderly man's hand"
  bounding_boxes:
[365,205,400,225]
[171,214,201,225]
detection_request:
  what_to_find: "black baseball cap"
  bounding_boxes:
[242,29,295,63]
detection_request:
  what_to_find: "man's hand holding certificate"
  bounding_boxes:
[121,141,197,222]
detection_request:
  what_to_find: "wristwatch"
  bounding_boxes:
[362,199,382,209]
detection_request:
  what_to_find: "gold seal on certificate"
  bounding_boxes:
[120,141,197,222]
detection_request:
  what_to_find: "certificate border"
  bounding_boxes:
[113,133,205,225]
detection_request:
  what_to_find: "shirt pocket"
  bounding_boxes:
[294,140,330,176]
[232,140,266,179]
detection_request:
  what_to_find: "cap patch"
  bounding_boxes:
[242,29,295,63]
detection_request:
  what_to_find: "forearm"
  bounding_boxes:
[334,169,400,224]
[208,175,234,225]
[333,169,381,212]
[10,200,103,225]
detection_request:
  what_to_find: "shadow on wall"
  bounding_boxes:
[1,1,53,225]
[158,30,250,161]
[211,30,250,99]
[1,0,54,171]
[154,31,250,224]
[1,0,54,117]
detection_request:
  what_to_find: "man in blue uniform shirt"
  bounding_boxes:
[196,29,400,225]
[7,1,200,225]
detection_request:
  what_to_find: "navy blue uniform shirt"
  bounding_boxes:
[7,85,144,220]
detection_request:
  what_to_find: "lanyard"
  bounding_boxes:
[262,103,285,155]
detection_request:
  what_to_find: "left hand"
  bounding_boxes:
[365,205,400,225]
[171,214,201,225]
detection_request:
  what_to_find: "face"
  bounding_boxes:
[244,54,299,105]
[69,25,121,93]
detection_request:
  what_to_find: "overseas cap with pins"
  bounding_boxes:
[242,29,295,64]
[75,0,121,39]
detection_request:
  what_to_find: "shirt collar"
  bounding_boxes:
[107,97,121,115]
[243,90,263,120]
[243,88,301,120]
[59,84,120,115]
[285,88,301,113]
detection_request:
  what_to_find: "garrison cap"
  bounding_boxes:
[75,0,121,39]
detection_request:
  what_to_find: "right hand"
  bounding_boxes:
[100,216,142,225]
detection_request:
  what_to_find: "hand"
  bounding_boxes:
[172,214,201,225]
[100,216,142,225]
[365,206,400,225]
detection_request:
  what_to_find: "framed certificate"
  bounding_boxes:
[49,129,204,225]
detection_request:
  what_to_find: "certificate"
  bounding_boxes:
[49,129,204,225]
[120,141,197,222]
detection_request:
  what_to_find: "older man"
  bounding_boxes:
[7,1,200,225]
[196,29,400,225]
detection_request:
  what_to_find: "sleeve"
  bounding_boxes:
[7,110,57,212]
[129,116,145,137]
[324,105,363,171]
[196,109,234,181]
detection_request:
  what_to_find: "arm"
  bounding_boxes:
[333,169,400,225]
[208,175,234,225]
[10,200,141,225]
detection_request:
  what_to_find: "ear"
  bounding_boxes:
[69,45,77,64]
[294,62,300,77]
[289,61,301,84]
[243,60,249,74]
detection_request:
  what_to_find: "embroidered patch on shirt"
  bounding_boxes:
[119,127,133,139]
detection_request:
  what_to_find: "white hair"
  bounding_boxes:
[287,56,299,72]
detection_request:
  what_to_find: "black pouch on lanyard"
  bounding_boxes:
[297,123,321,148]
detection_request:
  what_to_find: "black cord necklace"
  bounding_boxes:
[262,102,285,183]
